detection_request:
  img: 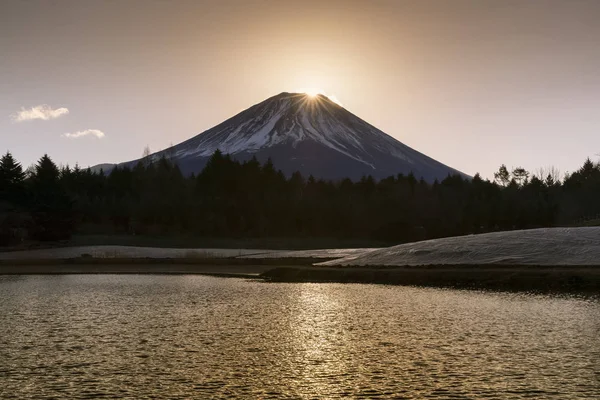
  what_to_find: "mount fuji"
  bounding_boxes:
[105,92,465,181]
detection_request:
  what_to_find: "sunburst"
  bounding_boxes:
[295,88,344,107]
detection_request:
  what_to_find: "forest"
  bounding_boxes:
[1,150,599,247]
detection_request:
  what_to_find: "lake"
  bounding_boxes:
[0,275,598,399]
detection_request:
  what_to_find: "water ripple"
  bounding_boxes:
[0,275,598,399]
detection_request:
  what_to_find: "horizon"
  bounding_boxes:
[2,0,600,179]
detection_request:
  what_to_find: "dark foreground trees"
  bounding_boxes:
[1,150,599,246]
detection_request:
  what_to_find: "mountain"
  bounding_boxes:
[102,92,466,181]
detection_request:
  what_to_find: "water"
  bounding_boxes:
[0,276,598,399]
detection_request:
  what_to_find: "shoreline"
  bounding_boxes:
[262,265,600,294]
[0,263,272,277]
[0,256,329,266]
[1,258,599,294]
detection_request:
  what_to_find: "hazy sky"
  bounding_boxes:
[1,0,599,178]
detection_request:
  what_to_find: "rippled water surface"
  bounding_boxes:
[0,275,598,399]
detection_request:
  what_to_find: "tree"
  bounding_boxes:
[33,154,60,187]
[579,158,597,180]
[4,148,600,247]
[30,155,73,241]
[494,164,510,187]
[534,166,561,186]
[0,152,26,204]
[511,167,529,187]
[0,152,26,187]
[0,152,29,245]
[142,145,152,167]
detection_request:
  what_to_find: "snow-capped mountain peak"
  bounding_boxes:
[113,92,465,181]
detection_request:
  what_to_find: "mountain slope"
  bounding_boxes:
[111,92,466,181]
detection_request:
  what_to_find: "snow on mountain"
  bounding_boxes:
[111,92,466,181]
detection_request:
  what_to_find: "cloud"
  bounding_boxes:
[62,129,106,139]
[11,104,69,122]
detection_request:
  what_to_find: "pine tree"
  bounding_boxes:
[0,152,26,187]
[0,152,26,205]
[33,154,60,188]
[579,158,596,180]
[0,152,29,245]
[30,155,73,240]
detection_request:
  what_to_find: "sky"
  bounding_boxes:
[1,0,599,179]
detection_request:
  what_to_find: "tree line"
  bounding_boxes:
[1,150,599,246]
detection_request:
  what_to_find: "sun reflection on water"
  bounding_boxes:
[284,284,355,397]
[0,276,598,398]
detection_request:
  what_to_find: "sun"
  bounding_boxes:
[296,87,344,107]
[299,87,324,98]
